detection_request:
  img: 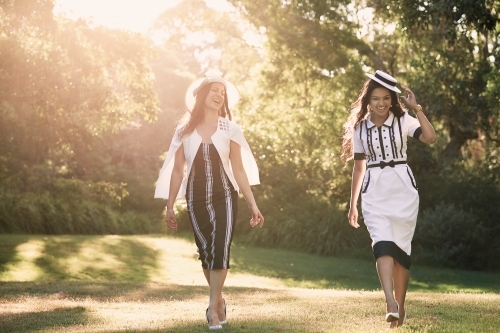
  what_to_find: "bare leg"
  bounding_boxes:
[376,256,398,318]
[391,260,409,328]
[203,268,228,326]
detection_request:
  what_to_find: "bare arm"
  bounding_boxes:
[348,159,366,228]
[414,110,436,144]
[229,140,264,228]
[400,85,437,144]
[165,144,185,230]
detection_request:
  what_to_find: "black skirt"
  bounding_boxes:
[186,143,238,269]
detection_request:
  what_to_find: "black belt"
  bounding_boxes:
[367,160,406,169]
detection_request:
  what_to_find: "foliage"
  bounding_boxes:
[413,164,500,271]
[1,0,499,273]
[0,166,161,234]
[373,0,500,164]
[0,0,169,233]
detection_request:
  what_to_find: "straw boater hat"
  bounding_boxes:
[185,74,240,111]
[366,70,401,93]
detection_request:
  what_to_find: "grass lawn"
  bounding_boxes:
[0,233,499,332]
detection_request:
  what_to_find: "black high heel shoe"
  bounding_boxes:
[219,298,227,325]
[206,308,222,330]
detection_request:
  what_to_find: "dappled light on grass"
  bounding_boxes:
[1,240,45,281]
[1,235,500,332]
[1,234,500,293]
[1,283,499,332]
[1,235,160,282]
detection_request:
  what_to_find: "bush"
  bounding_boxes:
[234,186,368,257]
[414,203,500,271]
[0,175,162,235]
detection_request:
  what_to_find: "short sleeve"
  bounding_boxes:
[353,124,366,160]
[228,121,260,185]
[405,113,422,139]
[154,127,184,199]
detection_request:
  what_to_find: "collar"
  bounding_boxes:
[366,111,395,129]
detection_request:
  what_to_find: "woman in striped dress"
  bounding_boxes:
[342,71,436,328]
[155,75,264,330]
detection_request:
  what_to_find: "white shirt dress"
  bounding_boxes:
[353,111,422,269]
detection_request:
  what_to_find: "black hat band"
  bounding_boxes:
[374,73,397,87]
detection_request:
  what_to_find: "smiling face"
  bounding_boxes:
[369,87,392,121]
[204,82,226,111]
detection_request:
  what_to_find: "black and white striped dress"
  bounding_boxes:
[186,143,238,270]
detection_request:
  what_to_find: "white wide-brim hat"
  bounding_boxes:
[185,75,240,111]
[366,70,401,93]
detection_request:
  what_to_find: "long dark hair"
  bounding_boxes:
[341,79,406,162]
[179,83,232,138]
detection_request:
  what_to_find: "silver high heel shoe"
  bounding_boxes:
[385,302,399,322]
[206,308,222,330]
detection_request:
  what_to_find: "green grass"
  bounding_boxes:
[0,233,499,332]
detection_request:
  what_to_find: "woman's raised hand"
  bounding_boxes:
[400,85,418,110]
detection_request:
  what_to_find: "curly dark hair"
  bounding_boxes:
[179,83,232,138]
[341,79,406,162]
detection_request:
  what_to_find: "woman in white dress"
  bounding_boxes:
[342,70,436,328]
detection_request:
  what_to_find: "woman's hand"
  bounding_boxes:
[400,85,418,110]
[348,206,360,228]
[165,207,178,230]
[249,204,264,228]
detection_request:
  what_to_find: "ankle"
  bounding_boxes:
[386,300,398,311]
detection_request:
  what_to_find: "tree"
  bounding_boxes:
[372,0,500,165]
[0,0,162,233]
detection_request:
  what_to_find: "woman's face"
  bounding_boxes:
[369,87,392,120]
[204,82,226,111]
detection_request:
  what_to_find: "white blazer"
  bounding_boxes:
[154,117,260,200]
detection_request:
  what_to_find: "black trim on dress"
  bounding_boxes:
[362,170,371,193]
[366,122,376,162]
[406,167,418,190]
[397,117,404,157]
[354,153,366,160]
[373,241,411,269]
[413,127,422,140]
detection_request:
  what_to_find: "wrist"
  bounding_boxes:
[413,104,423,114]
[247,202,258,210]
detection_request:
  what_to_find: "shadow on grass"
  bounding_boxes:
[0,306,89,333]
[2,234,500,294]
[232,242,500,293]
[230,244,381,290]
[0,235,160,282]
[1,282,499,332]
[36,236,160,281]
[0,235,32,274]
[101,320,323,333]
[0,282,297,304]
